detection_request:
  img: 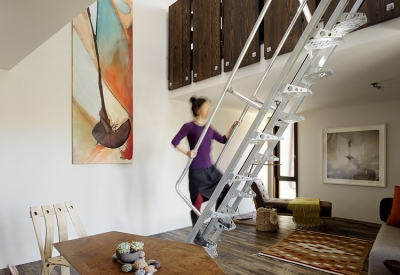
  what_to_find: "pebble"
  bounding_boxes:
[152,261,161,269]
[135,269,146,275]
[147,260,161,269]
[121,264,133,273]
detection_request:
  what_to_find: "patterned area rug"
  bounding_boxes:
[258,230,373,275]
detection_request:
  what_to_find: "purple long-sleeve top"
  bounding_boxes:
[171,121,227,169]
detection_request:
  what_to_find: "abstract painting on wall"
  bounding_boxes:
[323,124,386,187]
[72,0,133,164]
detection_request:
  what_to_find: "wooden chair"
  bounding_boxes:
[6,264,19,275]
[30,201,87,275]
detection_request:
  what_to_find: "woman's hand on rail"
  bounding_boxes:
[232,120,241,128]
[176,143,197,158]
[186,150,197,158]
[226,120,241,139]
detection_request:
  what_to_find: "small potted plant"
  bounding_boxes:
[116,241,144,263]
[131,241,144,252]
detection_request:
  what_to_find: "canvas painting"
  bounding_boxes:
[72,0,133,164]
[323,124,386,187]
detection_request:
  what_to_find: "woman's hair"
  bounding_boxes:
[190,96,209,117]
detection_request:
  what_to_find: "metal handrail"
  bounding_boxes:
[250,0,355,179]
[200,0,336,243]
[175,0,273,215]
[255,0,310,95]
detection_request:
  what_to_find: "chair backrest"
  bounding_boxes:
[30,201,87,274]
[251,178,270,209]
[7,264,19,275]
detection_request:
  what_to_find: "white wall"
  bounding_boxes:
[298,101,400,223]
[0,0,256,267]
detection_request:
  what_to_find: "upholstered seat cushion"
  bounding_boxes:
[369,197,399,275]
[264,199,332,217]
[369,223,400,275]
[251,179,332,217]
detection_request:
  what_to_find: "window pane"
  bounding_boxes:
[279,181,296,199]
[279,123,294,177]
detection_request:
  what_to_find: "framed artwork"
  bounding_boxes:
[323,124,386,187]
[72,0,133,164]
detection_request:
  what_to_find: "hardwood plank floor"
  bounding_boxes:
[0,216,380,275]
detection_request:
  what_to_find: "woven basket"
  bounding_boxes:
[256,207,279,231]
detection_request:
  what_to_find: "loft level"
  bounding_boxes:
[168,0,400,90]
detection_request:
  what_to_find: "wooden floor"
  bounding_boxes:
[1,216,380,275]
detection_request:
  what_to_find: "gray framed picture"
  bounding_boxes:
[323,124,386,187]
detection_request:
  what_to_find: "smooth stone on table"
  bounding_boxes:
[135,269,146,275]
[147,259,161,269]
[121,264,133,272]
[144,265,157,273]
[133,259,147,270]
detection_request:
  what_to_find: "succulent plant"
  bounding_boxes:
[130,241,144,251]
[117,242,131,254]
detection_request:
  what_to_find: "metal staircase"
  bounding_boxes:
[175,0,367,258]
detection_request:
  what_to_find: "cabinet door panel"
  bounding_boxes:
[192,0,221,82]
[264,0,303,59]
[323,0,369,31]
[324,0,400,34]
[367,0,400,25]
[302,0,316,31]
[223,0,260,72]
[168,0,192,90]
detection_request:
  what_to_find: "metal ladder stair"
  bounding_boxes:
[174,0,367,258]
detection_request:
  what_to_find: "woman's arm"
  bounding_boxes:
[225,121,240,139]
[172,123,197,158]
[175,143,197,158]
[212,121,241,144]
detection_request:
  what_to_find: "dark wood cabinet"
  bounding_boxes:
[168,0,400,89]
[323,0,368,30]
[192,0,221,82]
[367,0,400,25]
[223,0,260,72]
[168,0,191,90]
[302,0,317,30]
[323,0,400,31]
[263,0,304,60]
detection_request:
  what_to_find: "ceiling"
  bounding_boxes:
[0,0,96,70]
[169,17,400,114]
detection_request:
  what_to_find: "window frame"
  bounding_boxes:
[273,123,298,198]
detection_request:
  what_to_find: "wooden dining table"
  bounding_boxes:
[53,231,225,275]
